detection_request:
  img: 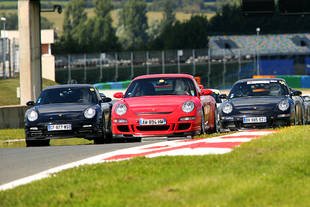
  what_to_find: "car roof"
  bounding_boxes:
[210,89,221,93]
[132,73,194,81]
[44,84,95,90]
[234,78,286,84]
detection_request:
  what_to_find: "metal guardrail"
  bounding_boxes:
[55,49,310,89]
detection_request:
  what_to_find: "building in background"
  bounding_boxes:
[0,29,55,81]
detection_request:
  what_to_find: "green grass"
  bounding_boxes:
[0,78,58,106]
[0,128,24,141]
[0,128,92,148]
[0,126,309,206]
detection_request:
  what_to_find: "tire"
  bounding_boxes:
[94,118,112,144]
[213,109,221,133]
[127,137,141,142]
[200,109,206,135]
[94,136,105,144]
[295,105,303,125]
[26,139,50,147]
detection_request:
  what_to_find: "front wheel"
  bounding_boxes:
[213,109,221,133]
[200,110,206,135]
[26,139,50,147]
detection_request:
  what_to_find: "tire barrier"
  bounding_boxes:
[94,80,131,91]
[253,75,310,89]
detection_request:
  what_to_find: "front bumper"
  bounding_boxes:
[220,113,292,129]
[112,115,201,138]
[25,119,103,140]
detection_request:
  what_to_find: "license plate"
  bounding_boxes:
[243,117,267,124]
[47,124,72,131]
[139,119,166,125]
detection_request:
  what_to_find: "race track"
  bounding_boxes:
[0,129,276,191]
[0,141,156,186]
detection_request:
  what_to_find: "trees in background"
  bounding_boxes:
[150,15,209,49]
[0,12,53,30]
[117,0,148,50]
[53,0,310,54]
[88,0,120,52]
[208,4,310,35]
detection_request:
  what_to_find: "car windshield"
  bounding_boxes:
[124,77,197,98]
[229,80,289,98]
[36,87,98,105]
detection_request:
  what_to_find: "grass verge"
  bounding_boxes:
[0,78,58,106]
[0,125,309,206]
[0,128,92,148]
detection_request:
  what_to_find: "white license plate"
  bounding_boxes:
[243,117,267,124]
[47,124,72,131]
[139,119,166,125]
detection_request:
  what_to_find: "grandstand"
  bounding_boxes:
[209,33,310,57]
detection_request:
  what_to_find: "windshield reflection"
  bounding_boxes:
[229,81,289,98]
[37,87,98,105]
[124,78,197,97]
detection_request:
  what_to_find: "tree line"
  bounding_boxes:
[2,0,310,54]
[53,0,211,54]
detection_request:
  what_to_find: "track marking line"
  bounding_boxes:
[0,129,276,191]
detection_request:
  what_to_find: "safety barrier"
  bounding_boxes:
[0,105,27,129]
[252,75,309,88]
[276,75,310,88]
[93,80,131,90]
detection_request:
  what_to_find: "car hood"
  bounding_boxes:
[123,96,193,113]
[229,96,285,106]
[35,103,92,114]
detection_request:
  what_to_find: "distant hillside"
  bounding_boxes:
[0,0,218,11]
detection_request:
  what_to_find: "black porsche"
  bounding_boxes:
[24,84,112,146]
[219,78,304,130]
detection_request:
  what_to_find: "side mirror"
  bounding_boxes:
[219,94,228,99]
[303,96,310,102]
[291,90,302,96]
[113,92,124,99]
[102,97,112,103]
[200,89,212,96]
[26,101,35,107]
[99,93,106,99]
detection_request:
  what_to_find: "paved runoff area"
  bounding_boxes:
[0,129,275,191]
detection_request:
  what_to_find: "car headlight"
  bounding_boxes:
[84,107,96,119]
[182,101,195,113]
[115,103,127,116]
[27,110,38,122]
[222,103,233,114]
[278,100,289,111]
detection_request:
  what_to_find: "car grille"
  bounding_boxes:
[136,125,170,131]
[235,105,275,115]
[177,123,191,130]
[41,112,82,122]
[135,112,172,115]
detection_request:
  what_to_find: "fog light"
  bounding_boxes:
[277,114,290,118]
[179,116,195,121]
[83,125,92,128]
[114,119,128,123]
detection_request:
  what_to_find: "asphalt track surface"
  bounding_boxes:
[0,130,276,190]
[0,141,159,186]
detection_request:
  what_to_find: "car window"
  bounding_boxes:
[125,77,197,97]
[37,87,98,105]
[229,80,289,98]
[211,93,222,103]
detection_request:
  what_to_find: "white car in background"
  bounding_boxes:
[210,89,226,109]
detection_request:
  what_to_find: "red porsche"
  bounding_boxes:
[112,74,218,140]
